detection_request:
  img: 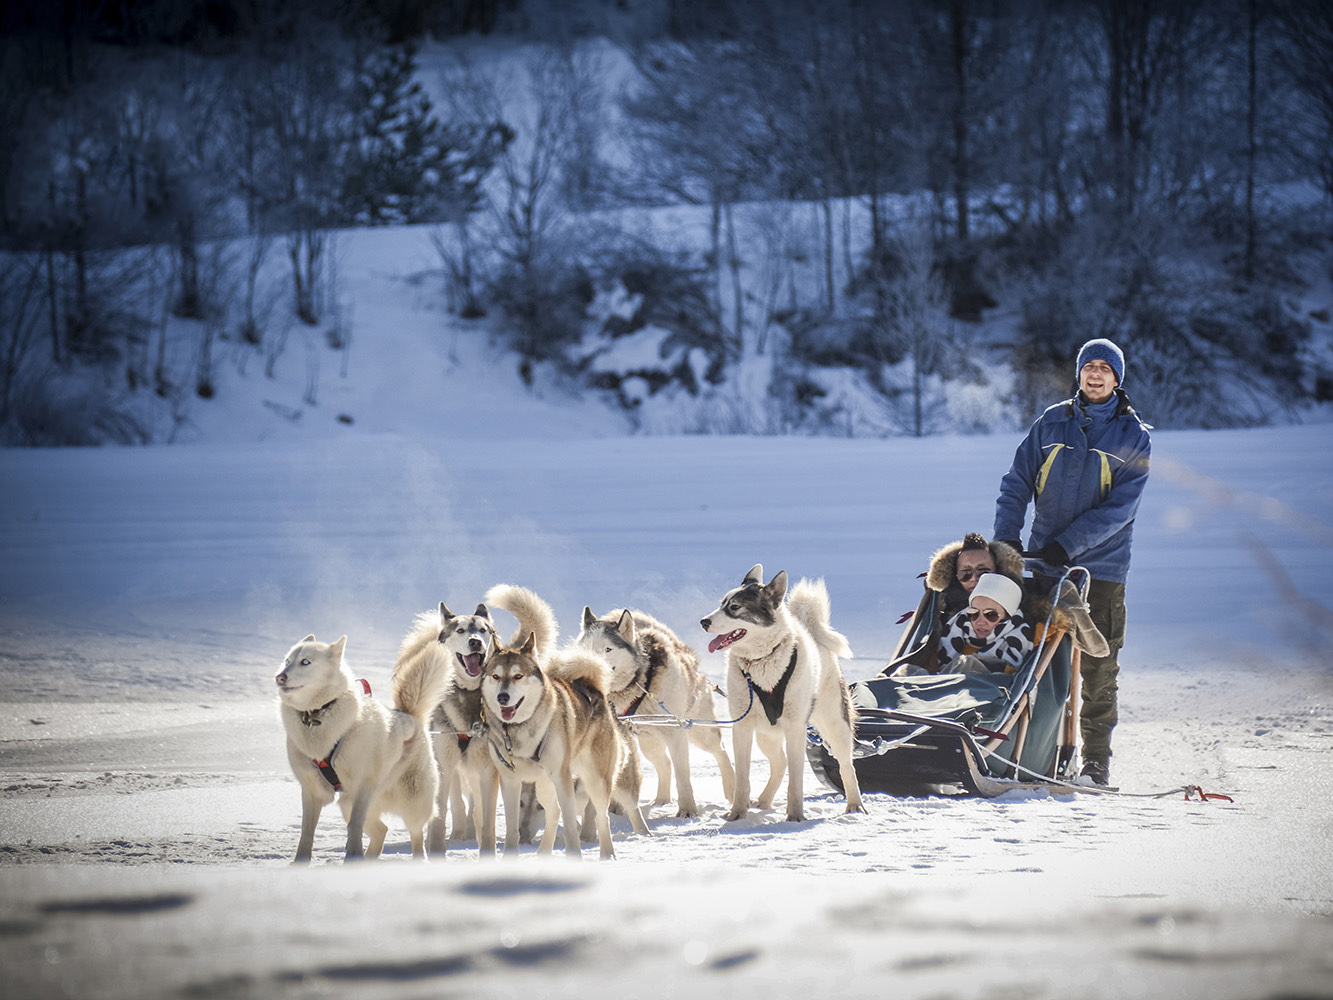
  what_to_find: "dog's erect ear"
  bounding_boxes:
[474,603,490,620]
[439,602,455,621]
[616,609,636,643]
[743,564,764,586]
[302,633,316,642]
[582,606,597,631]
[519,630,537,655]
[329,635,348,659]
[764,570,789,604]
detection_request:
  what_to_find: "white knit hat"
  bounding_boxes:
[970,574,1022,617]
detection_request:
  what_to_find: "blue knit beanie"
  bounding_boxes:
[1075,338,1125,386]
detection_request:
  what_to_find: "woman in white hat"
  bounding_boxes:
[936,573,1035,674]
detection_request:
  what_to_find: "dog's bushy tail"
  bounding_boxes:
[393,633,450,723]
[396,608,446,667]
[546,647,612,695]
[484,584,559,661]
[788,577,854,661]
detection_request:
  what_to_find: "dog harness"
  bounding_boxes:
[297,680,371,792]
[746,646,798,726]
[313,741,344,792]
[620,661,657,717]
[479,703,548,772]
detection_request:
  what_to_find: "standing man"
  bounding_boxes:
[993,338,1152,786]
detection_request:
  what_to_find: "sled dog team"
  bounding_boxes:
[275,565,865,862]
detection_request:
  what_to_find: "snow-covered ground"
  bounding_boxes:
[2,417,1331,998]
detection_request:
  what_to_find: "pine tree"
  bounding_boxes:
[345,42,503,226]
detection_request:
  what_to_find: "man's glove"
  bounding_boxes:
[994,539,1023,555]
[1028,541,1070,567]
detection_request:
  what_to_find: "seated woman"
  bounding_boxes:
[936,573,1035,674]
[887,533,1024,676]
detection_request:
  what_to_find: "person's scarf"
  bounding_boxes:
[938,607,1035,672]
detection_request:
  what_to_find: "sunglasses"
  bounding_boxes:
[966,607,1003,623]
[957,567,995,582]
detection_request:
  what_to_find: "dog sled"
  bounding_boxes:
[807,566,1094,798]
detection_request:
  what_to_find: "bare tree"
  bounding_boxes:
[0,254,46,427]
[622,40,776,353]
[874,222,952,437]
[1083,0,1212,218]
[1270,0,1333,220]
[253,26,354,326]
[442,47,587,369]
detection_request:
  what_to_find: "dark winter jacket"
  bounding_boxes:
[994,387,1151,584]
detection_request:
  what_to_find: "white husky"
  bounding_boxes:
[276,634,444,862]
[701,565,865,823]
[577,607,735,817]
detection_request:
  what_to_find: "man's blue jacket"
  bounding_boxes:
[994,388,1152,584]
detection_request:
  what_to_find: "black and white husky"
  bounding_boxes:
[701,565,865,822]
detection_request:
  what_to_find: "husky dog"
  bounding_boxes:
[577,607,735,817]
[396,584,558,855]
[701,565,865,823]
[276,633,444,862]
[480,635,649,859]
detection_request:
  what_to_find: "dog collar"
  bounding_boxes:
[299,697,340,727]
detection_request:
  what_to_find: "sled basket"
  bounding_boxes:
[807,584,1079,797]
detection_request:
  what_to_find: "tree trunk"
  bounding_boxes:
[1103,2,1131,217]
[289,229,323,326]
[45,247,60,365]
[1244,0,1258,282]
[724,201,745,353]
[823,197,835,314]
[912,348,924,438]
[951,0,970,240]
[176,215,201,319]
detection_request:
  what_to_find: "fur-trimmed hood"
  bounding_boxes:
[926,538,1024,593]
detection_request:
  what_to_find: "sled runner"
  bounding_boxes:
[807,568,1087,798]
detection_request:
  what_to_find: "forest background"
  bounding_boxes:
[2,0,1332,445]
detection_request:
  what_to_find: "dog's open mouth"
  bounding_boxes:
[499,697,523,722]
[708,629,746,654]
[458,652,484,677]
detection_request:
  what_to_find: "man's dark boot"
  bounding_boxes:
[1080,755,1110,786]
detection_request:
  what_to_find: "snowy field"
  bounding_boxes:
[2,417,1331,999]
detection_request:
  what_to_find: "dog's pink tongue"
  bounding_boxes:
[708,629,747,653]
[500,706,517,721]
[462,653,483,676]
